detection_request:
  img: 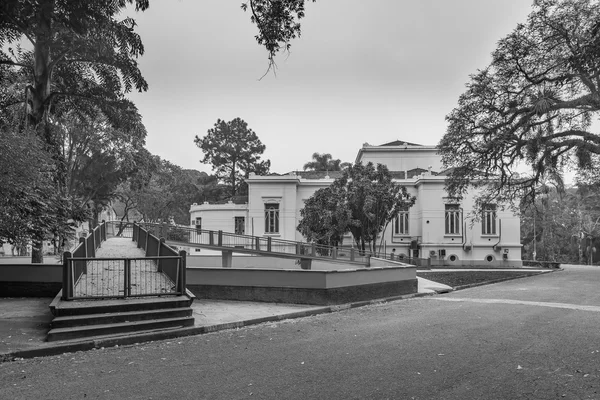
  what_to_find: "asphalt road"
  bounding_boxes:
[1,265,599,400]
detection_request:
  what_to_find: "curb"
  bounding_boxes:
[0,291,431,363]
[451,268,560,291]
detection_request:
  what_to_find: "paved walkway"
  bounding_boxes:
[0,296,326,359]
[75,238,172,297]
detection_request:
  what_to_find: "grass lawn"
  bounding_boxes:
[417,270,550,289]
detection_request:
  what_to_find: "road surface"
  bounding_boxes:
[1,265,599,399]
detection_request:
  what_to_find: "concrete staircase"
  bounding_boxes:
[47,291,195,342]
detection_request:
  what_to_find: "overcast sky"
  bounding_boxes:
[125,0,534,174]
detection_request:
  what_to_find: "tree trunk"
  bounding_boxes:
[31,233,44,263]
[29,2,53,264]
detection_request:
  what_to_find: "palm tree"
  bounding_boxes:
[303,153,351,171]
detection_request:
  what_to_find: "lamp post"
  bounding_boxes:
[532,213,536,261]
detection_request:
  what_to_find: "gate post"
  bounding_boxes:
[62,251,71,300]
[124,259,131,298]
[179,250,187,294]
[79,237,87,274]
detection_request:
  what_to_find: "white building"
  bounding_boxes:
[190,140,522,267]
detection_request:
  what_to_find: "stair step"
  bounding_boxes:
[50,308,193,329]
[49,325,191,346]
[47,316,195,342]
[51,295,193,317]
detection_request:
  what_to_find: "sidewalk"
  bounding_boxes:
[0,296,335,361]
[0,278,451,361]
[1,286,440,361]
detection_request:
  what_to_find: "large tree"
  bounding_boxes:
[439,0,600,208]
[303,152,351,171]
[298,163,416,253]
[297,186,352,248]
[0,0,149,261]
[195,118,271,198]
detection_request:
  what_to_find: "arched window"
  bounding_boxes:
[394,208,409,235]
[264,203,279,234]
[482,204,497,235]
[445,204,460,235]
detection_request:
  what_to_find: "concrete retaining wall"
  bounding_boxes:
[1,258,418,304]
[187,264,417,305]
[0,263,62,297]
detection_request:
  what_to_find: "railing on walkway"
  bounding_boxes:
[62,221,186,300]
[62,221,107,300]
[104,221,425,267]
[125,222,425,266]
[130,223,187,297]
[105,220,134,238]
[63,256,184,300]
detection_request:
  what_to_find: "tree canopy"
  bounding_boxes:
[0,0,149,261]
[195,118,271,198]
[0,128,71,251]
[439,0,600,208]
[298,163,416,253]
[302,152,351,171]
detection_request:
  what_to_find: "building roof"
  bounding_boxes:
[435,167,456,176]
[378,140,423,147]
[294,170,344,179]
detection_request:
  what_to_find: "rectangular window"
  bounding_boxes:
[482,204,497,235]
[264,203,279,234]
[195,217,202,232]
[394,209,409,235]
[445,204,461,235]
[234,217,245,235]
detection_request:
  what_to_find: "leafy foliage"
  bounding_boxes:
[195,118,271,198]
[520,183,600,264]
[302,152,351,171]
[297,187,352,247]
[298,163,416,253]
[439,0,600,208]
[0,128,79,249]
[0,0,149,128]
[241,0,315,73]
[116,150,223,225]
[1,0,150,261]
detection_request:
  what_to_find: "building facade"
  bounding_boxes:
[189,141,522,267]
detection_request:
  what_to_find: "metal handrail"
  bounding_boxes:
[128,222,405,265]
[62,221,187,300]
[63,255,184,300]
